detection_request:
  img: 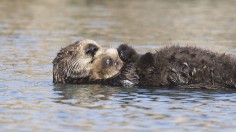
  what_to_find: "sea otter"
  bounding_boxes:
[101,44,236,89]
[53,40,236,89]
[53,39,123,84]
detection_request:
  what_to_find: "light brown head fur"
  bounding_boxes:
[90,48,124,80]
[53,39,103,84]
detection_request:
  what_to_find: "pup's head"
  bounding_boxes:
[90,48,124,80]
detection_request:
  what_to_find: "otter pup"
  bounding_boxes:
[90,48,123,80]
[53,39,123,84]
[105,44,236,88]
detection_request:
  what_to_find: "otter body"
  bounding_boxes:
[53,40,236,89]
[100,45,236,89]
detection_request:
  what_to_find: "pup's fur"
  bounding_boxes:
[105,44,236,88]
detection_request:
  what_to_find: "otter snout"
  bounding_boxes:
[85,44,99,57]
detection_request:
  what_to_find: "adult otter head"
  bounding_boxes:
[90,48,124,80]
[53,39,103,84]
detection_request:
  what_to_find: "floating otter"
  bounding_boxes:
[53,40,236,89]
[53,39,123,84]
[100,44,236,89]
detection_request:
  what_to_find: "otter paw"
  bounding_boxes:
[117,44,138,63]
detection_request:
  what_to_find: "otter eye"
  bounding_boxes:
[85,44,98,57]
[106,58,113,66]
[68,51,73,55]
[114,61,118,66]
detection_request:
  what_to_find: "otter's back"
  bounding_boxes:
[147,46,236,88]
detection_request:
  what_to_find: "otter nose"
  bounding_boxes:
[86,44,99,57]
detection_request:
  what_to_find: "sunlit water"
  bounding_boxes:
[1,0,236,131]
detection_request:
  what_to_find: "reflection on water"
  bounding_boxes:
[53,85,236,131]
[54,85,123,106]
[1,0,236,131]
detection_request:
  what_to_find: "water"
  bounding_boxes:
[1,0,236,131]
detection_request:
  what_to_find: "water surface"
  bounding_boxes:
[1,0,236,131]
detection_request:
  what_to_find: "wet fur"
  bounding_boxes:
[90,48,123,80]
[53,41,123,84]
[102,44,236,89]
[53,40,102,84]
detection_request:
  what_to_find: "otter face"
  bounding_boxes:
[53,39,103,83]
[90,48,124,80]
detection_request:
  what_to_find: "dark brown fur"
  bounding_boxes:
[100,44,236,89]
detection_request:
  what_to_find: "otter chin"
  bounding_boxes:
[53,39,103,84]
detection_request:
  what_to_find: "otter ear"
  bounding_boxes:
[137,52,154,67]
[74,40,81,44]
[117,44,138,63]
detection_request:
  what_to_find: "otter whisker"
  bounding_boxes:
[67,60,79,77]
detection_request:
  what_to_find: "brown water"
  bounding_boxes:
[1,0,236,131]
